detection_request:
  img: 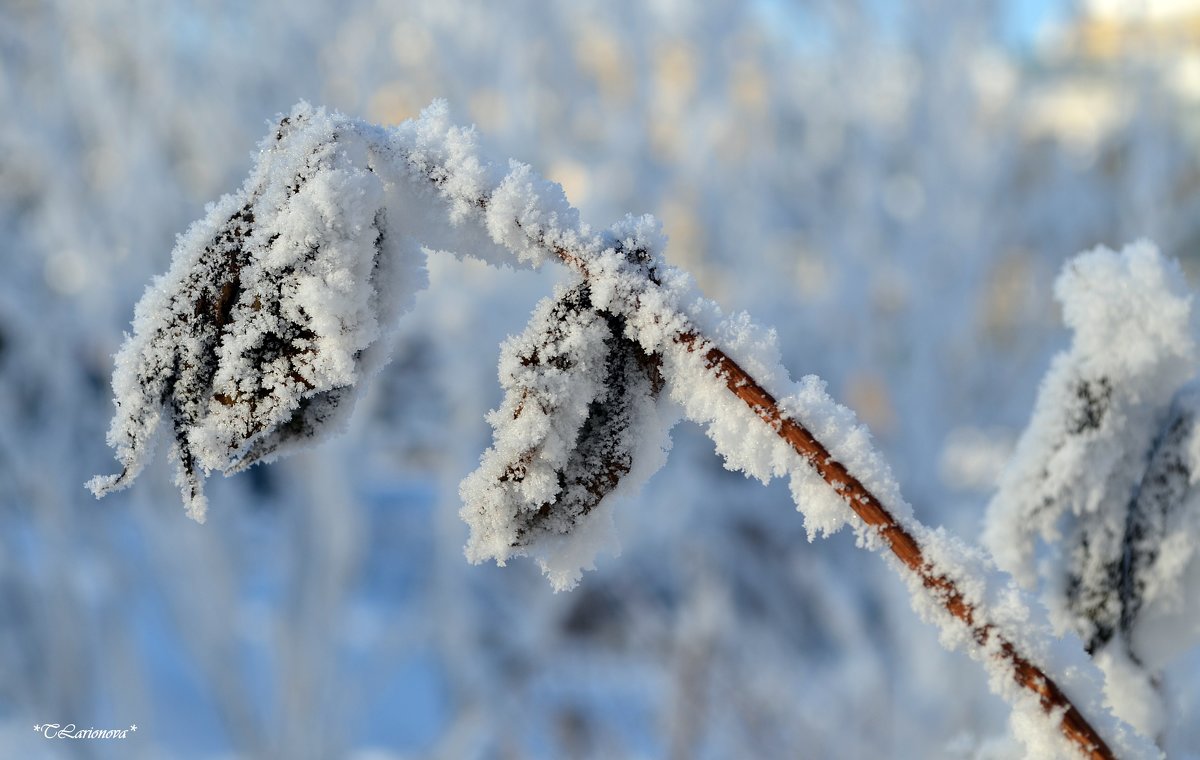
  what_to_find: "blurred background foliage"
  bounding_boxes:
[2,0,1200,757]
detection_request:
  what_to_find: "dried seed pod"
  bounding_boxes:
[459,279,666,582]
[89,104,422,520]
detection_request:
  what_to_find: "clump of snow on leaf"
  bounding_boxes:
[89,103,426,520]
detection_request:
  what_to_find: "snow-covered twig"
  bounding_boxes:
[397,104,1142,759]
[91,102,1156,759]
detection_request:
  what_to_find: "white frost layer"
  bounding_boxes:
[90,99,584,521]
[384,101,597,269]
[458,282,613,567]
[650,295,915,545]
[391,115,695,587]
[895,526,1159,759]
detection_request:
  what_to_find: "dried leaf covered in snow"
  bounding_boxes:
[459,279,668,587]
[88,104,424,520]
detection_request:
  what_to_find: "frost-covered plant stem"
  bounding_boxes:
[686,335,1115,759]
[93,103,1149,759]
[397,133,1117,759]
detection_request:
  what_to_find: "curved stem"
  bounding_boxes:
[680,330,1114,760]
[404,147,1119,760]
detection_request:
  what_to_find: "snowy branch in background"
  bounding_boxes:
[90,102,1165,759]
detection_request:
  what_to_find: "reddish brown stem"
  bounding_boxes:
[676,330,1115,760]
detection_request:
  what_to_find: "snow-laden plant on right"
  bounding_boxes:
[985,241,1200,738]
